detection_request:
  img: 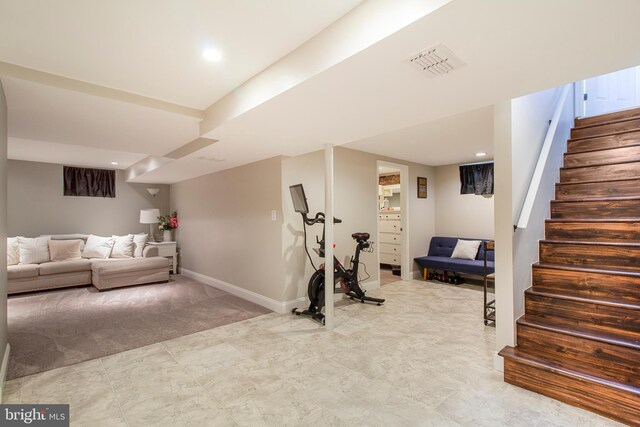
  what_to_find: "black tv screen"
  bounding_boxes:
[290,184,309,214]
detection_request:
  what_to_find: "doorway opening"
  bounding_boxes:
[376,161,410,286]
[576,65,640,118]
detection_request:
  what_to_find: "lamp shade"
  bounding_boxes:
[140,208,160,224]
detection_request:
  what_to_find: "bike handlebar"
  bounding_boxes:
[303,212,342,225]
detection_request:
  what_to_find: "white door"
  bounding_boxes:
[583,66,640,117]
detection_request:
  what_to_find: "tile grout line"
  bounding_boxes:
[99,358,130,427]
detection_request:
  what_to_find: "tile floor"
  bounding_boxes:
[2,279,620,426]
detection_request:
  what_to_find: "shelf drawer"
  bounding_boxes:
[379,213,401,221]
[380,242,400,254]
[379,221,401,233]
[379,233,400,244]
[380,253,401,265]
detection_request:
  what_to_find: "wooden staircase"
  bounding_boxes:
[500,107,640,426]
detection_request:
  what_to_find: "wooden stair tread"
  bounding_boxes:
[573,115,640,131]
[534,262,640,278]
[550,195,640,203]
[499,346,640,396]
[562,158,640,170]
[540,239,640,247]
[545,218,640,223]
[519,315,640,351]
[556,177,640,186]
[575,107,640,127]
[569,127,640,142]
[525,288,640,312]
[563,140,640,155]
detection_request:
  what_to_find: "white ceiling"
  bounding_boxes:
[0,0,364,109]
[2,0,640,182]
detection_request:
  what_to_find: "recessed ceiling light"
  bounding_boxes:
[111,161,118,165]
[475,152,487,157]
[203,48,222,62]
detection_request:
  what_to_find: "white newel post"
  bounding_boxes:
[324,144,335,330]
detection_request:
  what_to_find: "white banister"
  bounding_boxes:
[516,84,571,229]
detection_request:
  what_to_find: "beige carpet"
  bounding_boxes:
[7,275,270,379]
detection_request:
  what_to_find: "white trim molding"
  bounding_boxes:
[0,343,11,403]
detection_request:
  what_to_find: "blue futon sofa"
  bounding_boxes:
[414,236,494,280]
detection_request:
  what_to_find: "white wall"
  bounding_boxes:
[434,163,494,239]
[7,160,169,237]
[171,156,285,303]
[494,85,573,368]
[282,147,435,302]
[0,79,9,395]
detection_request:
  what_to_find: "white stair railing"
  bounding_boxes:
[516,84,572,230]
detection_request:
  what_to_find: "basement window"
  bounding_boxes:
[63,166,116,198]
[460,162,494,195]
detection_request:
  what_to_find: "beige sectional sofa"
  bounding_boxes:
[7,234,170,294]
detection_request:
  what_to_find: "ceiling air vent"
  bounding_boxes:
[407,43,465,78]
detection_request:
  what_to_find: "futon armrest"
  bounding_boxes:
[143,246,159,257]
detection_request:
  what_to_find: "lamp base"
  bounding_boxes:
[149,223,157,242]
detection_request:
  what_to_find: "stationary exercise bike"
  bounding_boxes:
[289,184,385,325]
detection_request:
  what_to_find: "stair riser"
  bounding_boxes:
[517,324,639,386]
[560,162,640,183]
[564,145,640,168]
[503,358,640,425]
[532,266,640,304]
[550,199,640,219]
[567,129,640,153]
[571,118,640,139]
[540,241,640,272]
[575,107,640,127]
[545,221,640,243]
[525,293,639,337]
[556,179,640,200]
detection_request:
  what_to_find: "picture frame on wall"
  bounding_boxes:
[417,177,427,198]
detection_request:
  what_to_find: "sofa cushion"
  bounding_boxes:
[133,234,148,258]
[7,264,39,279]
[7,237,19,266]
[91,257,169,275]
[111,234,134,258]
[39,259,92,275]
[451,239,482,260]
[414,255,494,276]
[49,239,82,262]
[82,235,115,259]
[18,236,50,264]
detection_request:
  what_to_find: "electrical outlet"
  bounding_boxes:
[271,210,277,221]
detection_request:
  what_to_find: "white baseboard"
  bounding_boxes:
[0,343,10,403]
[282,297,309,313]
[180,269,288,314]
[493,351,504,372]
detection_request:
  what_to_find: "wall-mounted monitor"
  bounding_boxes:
[289,184,309,214]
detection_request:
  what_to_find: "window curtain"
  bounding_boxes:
[460,162,494,195]
[63,166,116,198]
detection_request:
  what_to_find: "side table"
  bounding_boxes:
[147,241,178,274]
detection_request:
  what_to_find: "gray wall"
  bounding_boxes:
[0,80,8,388]
[434,163,494,239]
[7,160,169,237]
[170,156,285,302]
[282,147,435,302]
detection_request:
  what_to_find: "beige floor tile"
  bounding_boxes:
[2,378,22,403]
[6,279,623,426]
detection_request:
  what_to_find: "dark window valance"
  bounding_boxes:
[460,162,494,195]
[63,166,115,198]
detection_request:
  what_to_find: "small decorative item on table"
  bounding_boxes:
[158,211,178,242]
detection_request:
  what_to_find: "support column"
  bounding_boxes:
[324,144,335,330]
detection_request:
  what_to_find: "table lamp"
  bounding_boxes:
[140,208,160,242]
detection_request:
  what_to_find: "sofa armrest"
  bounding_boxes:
[143,246,159,257]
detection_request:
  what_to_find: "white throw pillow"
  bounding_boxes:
[18,236,51,264]
[49,239,82,262]
[111,234,134,258]
[132,233,148,258]
[7,237,19,266]
[82,235,115,259]
[450,239,482,260]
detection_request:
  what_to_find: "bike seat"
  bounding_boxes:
[351,232,370,241]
